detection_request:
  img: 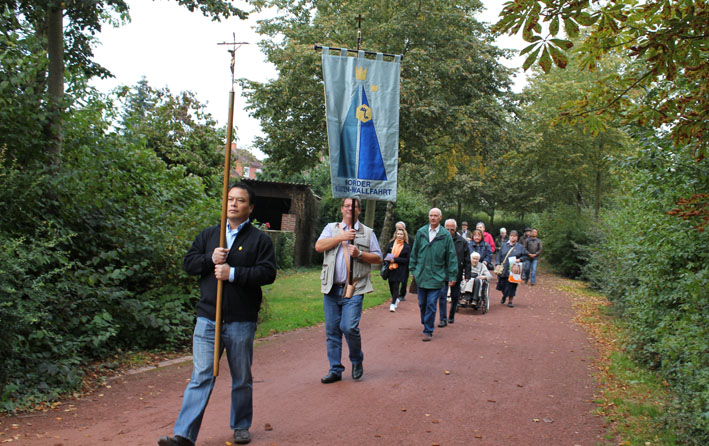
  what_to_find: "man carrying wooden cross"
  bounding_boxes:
[158,182,276,446]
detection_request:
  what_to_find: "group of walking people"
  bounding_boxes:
[158,191,542,446]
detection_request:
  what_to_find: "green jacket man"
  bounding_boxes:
[409,207,458,341]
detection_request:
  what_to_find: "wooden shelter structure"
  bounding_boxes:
[242,179,320,266]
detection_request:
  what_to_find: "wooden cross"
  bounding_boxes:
[217,33,249,89]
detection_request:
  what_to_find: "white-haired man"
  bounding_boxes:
[409,208,458,341]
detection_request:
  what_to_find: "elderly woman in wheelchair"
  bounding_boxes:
[460,251,493,313]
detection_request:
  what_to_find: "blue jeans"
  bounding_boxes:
[523,258,538,284]
[417,287,441,336]
[173,317,257,443]
[323,285,364,375]
[438,285,448,323]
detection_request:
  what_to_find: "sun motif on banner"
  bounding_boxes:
[356,104,372,123]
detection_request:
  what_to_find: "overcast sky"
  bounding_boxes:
[92,0,527,156]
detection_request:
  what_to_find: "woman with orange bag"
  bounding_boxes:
[383,227,411,312]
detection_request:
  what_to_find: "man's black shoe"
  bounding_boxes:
[448,318,455,324]
[399,296,406,301]
[352,363,363,380]
[438,320,447,327]
[501,296,507,304]
[321,372,342,384]
[158,436,193,446]
[233,429,251,444]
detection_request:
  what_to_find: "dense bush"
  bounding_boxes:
[582,136,709,444]
[0,89,218,411]
[267,230,296,270]
[537,205,594,278]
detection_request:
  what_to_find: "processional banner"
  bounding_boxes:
[321,47,401,202]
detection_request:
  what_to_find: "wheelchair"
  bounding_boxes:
[458,275,490,314]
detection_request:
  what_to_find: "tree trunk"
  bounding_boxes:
[576,184,584,214]
[489,207,495,228]
[594,169,602,219]
[379,201,396,247]
[594,142,604,219]
[47,6,64,162]
[457,201,461,224]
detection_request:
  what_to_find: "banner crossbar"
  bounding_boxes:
[313,44,402,60]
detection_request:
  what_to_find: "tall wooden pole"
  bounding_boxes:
[213,89,235,377]
[355,15,377,231]
[213,37,248,376]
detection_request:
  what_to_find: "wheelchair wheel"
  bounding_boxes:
[481,282,490,314]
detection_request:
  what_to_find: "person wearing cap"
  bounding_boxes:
[520,227,532,246]
[459,221,472,241]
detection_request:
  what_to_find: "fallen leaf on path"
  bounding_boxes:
[374,434,381,438]
[264,423,273,431]
[532,418,540,422]
[226,442,232,445]
[425,413,431,417]
[432,420,439,424]
[444,370,450,375]
[487,400,496,403]
[401,408,407,412]
[517,384,523,387]
[543,418,554,423]
[475,435,483,439]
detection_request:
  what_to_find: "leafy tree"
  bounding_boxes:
[244,0,518,177]
[0,0,248,162]
[517,50,629,217]
[118,78,225,192]
[494,0,708,161]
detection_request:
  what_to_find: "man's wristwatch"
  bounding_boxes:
[356,250,363,259]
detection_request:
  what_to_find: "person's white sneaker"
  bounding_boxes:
[395,298,401,306]
[389,303,396,312]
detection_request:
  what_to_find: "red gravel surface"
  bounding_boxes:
[2,273,608,445]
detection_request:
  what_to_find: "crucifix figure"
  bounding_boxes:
[218,33,249,89]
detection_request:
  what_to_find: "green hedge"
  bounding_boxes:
[582,137,709,444]
[0,100,214,411]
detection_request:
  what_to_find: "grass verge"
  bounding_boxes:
[553,277,677,446]
[257,267,391,339]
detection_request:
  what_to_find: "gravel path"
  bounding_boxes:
[2,272,608,445]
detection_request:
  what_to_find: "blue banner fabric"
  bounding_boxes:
[322,47,401,202]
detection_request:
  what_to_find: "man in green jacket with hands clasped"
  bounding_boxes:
[409,208,458,342]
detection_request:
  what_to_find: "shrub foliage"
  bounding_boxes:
[582,135,709,444]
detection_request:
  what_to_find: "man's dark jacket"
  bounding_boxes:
[452,233,471,282]
[184,222,277,323]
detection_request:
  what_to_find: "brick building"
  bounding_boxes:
[231,143,262,179]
